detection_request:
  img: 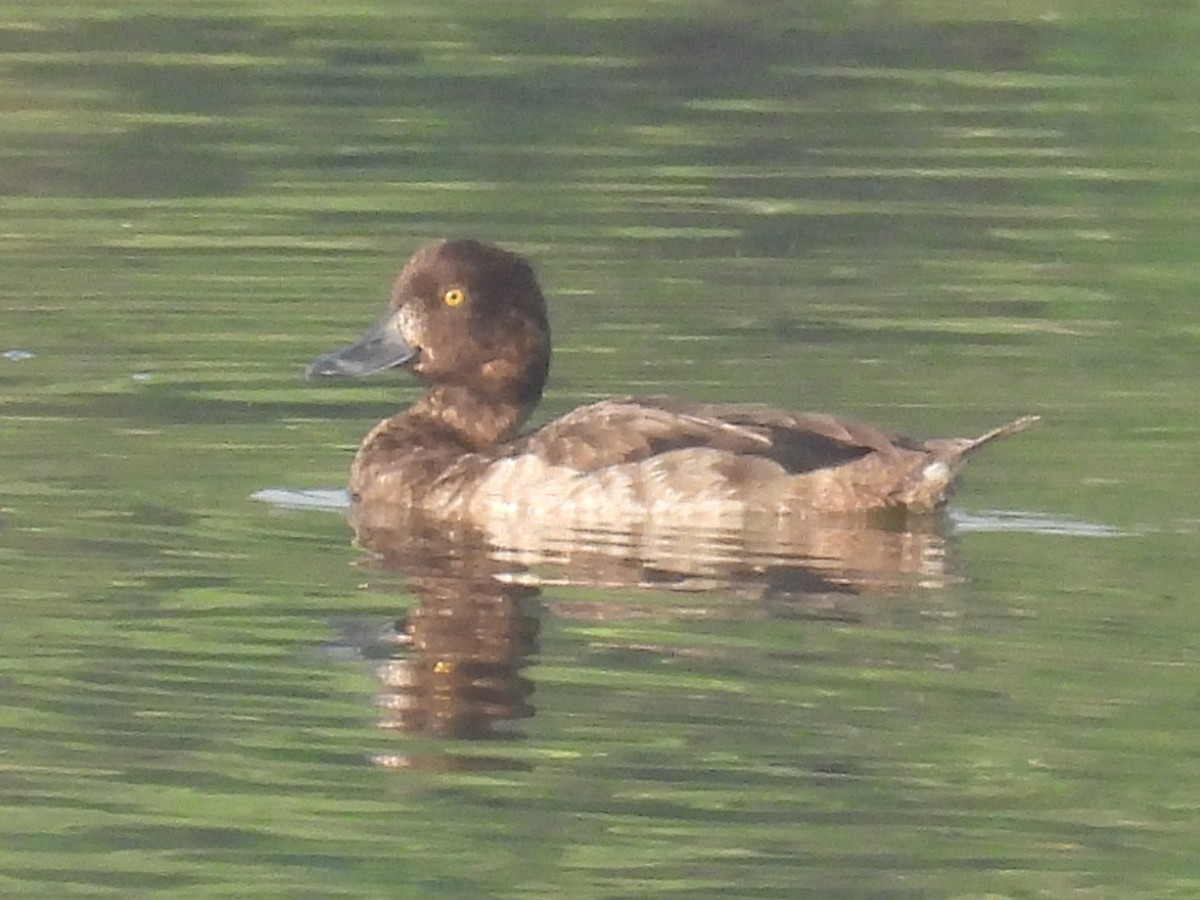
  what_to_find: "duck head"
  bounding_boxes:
[307,239,552,407]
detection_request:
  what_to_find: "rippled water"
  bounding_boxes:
[3,4,1200,897]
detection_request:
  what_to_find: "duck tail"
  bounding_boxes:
[964,414,1041,455]
[896,415,1040,513]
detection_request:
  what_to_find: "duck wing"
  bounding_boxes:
[513,395,908,474]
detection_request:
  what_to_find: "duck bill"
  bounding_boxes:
[306,312,417,379]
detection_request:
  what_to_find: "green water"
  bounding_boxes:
[3,3,1199,897]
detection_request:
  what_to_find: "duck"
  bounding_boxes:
[307,239,1038,528]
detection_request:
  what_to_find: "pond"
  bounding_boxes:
[2,3,1198,897]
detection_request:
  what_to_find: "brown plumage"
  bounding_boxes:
[308,239,1038,528]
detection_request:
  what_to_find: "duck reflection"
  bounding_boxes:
[332,520,538,762]
[335,503,955,768]
[374,565,539,741]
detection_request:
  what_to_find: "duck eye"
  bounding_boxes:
[442,288,466,307]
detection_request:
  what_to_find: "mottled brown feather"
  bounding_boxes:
[309,239,1040,527]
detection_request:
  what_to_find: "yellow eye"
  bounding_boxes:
[443,288,466,307]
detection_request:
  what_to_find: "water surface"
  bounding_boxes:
[2,3,1199,897]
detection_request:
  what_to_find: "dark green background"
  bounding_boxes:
[2,2,1197,897]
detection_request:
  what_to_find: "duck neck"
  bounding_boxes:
[407,385,537,450]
